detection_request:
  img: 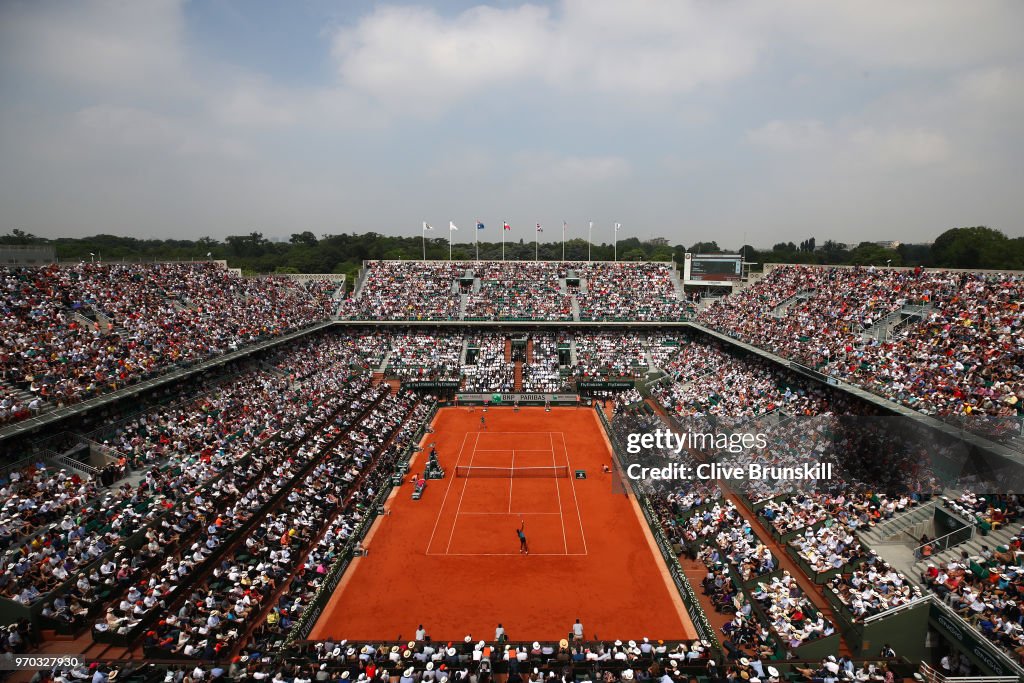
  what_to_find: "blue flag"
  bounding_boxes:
[476,221,485,230]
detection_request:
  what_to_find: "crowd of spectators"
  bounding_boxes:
[249,395,432,654]
[922,516,1024,662]
[750,572,835,648]
[828,558,921,620]
[88,382,385,642]
[576,263,688,322]
[4,334,387,636]
[697,266,1024,427]
[140,388,424,658]
[0,263,334,424]
[462,334,513,393]
[942,492,1023,537]
[574,333,650,379]
[465,263,572,321]
[0,461,99,556]
[338,260,693,323]
[339,262,463,321]
[789,526,864,576]
[388,333,464,382]
[521,334,567,393]
[651,341,829,424]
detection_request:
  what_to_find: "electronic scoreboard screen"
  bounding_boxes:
[683,253,742,284]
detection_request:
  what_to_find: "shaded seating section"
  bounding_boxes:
[0,263,335,424]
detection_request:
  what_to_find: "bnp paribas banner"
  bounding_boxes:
[456,393,581,405]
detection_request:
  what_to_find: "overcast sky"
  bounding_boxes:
[1,0,1022,248]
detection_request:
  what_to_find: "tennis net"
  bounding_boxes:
[454,465,571,478]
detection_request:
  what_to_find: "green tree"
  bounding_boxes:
[289,231,318,247]
[931,226,1009,268]
[689,241,720,254]
[848,242,902,266]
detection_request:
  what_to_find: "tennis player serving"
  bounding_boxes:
[517,519,529,555]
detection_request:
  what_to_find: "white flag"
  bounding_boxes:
[614,222,621,232]
[423,222,434,231]
[449,221,459,231]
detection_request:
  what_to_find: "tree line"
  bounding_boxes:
[2,226,1021,284]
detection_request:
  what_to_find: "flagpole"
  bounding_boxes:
[588,221,593,262]
[474,219,478,262]
[614,222,617,262]
[535,225,539,261]
[449,222,454,261]
[562,221,566,262]
[502,222,505,262]
[422,223,426,260]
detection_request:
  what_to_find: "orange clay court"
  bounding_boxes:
[311,406,696,642]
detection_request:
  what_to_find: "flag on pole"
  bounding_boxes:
[614,222,621,232]
[536,223,543,232]
[503,222,511,231]
[476,221,485,230]
[423,222,434,231]
[449,221,459,231]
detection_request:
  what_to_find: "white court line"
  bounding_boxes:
[549,432,568,554]
[424,432,470,554]
[444,431,481,554]
[559,431,588,555]
[459,511,562,515]
[426,552,587,557]
[508,449,515,513]
[474,431,557,435]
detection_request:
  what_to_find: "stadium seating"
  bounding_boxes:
[698,265,1024,429]
[0,263,335,424]
[3,257,1019,677]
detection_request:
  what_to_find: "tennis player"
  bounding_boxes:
[479,415,488,430]
[517,519,529,554]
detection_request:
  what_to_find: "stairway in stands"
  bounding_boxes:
[513,361,523,391]
[1,379,36,409]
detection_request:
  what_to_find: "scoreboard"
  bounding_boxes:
[683,253,742,285]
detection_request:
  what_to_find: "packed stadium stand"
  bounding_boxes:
[1,258,1022,681]
[697,265,1024,426]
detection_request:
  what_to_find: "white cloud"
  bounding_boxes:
[748,119,951,169]
[518,153,632,187]
[0,0,194,97]
[331,4,551,114]
[73,105,251,160]
[0,0,1022,243]
[847,127,951,168]
[328,0,761,115]
[771,1,1024,70]
[747,120,828,151]
[954,66,1024,114]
